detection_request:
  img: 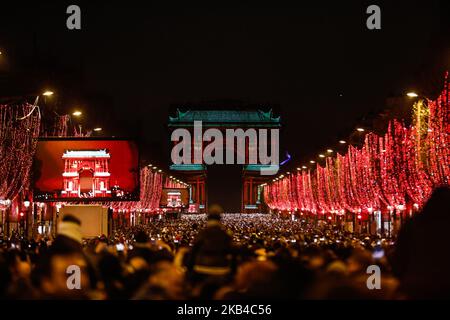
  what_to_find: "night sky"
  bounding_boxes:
[1,1,449,211]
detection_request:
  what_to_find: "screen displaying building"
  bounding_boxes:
[33,139,139,201]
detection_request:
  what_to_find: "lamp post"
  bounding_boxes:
[24,200,31,238]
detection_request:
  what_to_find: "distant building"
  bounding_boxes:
[168,108,281,213]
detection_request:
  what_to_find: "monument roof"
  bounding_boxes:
[168,109,280,127]
[62,150,111,158]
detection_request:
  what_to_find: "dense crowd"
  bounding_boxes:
[1,187,449,300]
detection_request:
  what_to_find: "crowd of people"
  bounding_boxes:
[1,187,449,300]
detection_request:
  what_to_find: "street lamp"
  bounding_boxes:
[339,140,346,144]
[406,91,430,101]
[356,128,365,132]
[42,91,54,96]
[71,111,83,136]
[93,127,102,132]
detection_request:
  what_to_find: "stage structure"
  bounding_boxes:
[168,108,281,213]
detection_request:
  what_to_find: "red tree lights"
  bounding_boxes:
[0,103,41,202]
[110,168,163,213]
[264,76,449,216]
[109,168,188,214]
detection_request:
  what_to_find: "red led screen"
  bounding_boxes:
[33,139,139,201]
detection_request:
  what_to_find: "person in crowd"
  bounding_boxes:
[218,260,281,299]
[51,214,83,253]
[188,208,234,291]
[97,252,127,299]
[133,261,186,300]
[391,186,450,299]
[2,249,38,299]
[32,250,94,299]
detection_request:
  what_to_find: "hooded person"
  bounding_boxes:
[189,204,234,279]
[51,214,83,253]
[128,230,153,264]
[392,186,450,299]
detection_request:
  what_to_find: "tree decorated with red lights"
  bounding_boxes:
[0,103,41,202]
[264,75,449,216]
